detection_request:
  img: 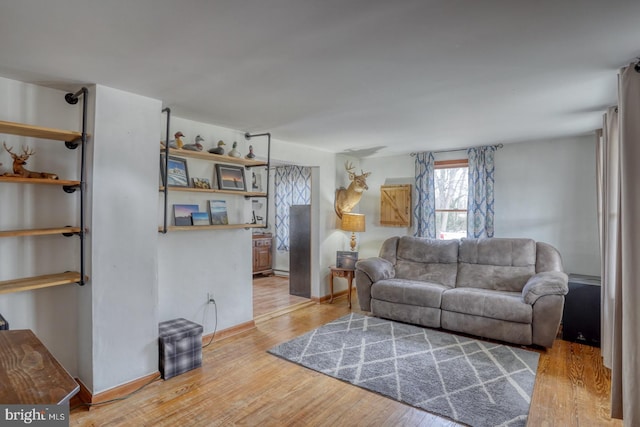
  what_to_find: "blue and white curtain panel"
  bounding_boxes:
[274,165,311,251]
[467,146,496,238]
[413,152,436,238]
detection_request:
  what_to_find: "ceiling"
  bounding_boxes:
[1,1,639,157]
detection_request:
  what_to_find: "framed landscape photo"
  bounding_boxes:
[215,164,246,191]
[208,199,229,225]
[173,204,199,226]
[161,154,190,187]
[191,211,210,226]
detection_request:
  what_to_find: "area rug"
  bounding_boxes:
[268,313,539,427]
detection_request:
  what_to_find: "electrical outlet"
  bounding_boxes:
[207,292,215,304]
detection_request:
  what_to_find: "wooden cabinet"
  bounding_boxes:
[0,89,89,294]
[252,233,273,276]
[380,184,412,227]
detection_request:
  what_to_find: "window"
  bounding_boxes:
[434,159,468,239]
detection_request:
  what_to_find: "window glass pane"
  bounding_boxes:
[434,167,468,210]
[435,212,467,240]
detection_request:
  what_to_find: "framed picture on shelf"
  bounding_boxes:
[191,212,210,226]
[173,204,199,226]
[208,199,229,225]
[336,251,358,269]
[161,154,190,187]
[251,171,263,192]
[215,164,246,191]
[192,177,211,189]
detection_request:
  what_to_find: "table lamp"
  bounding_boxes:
[341,213,365,251]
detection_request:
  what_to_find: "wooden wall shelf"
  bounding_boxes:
[0,227,81,238]
[0,272,84,295]
[0,120,88,142]
[0,88,89,293]
[159,186,267,197]
[159,224,264,232]
[161,147,267,167]
[0,176,80,186]
[158,114,271,233]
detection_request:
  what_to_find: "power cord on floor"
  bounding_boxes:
[202,299,218,348]
[70,374,162,411]
[71,301,218,412]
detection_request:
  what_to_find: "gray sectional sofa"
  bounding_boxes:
[355,236,569,348]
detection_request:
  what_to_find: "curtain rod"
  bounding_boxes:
[410,143,504,157]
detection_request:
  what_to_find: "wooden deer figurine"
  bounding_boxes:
[3,142,59,180]
[335,161,371,218]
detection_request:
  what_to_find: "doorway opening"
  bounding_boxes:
[252,164,315,321]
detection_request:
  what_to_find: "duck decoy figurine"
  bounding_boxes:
[208,140,226,155]
[168,131,185,149]
[245,145,256,159]
[228,141,241,158]
[183,135,204,151]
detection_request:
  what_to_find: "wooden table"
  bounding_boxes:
[329,266,355,308]
[0,329,79,404]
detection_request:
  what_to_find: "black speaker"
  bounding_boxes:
[562,274,601,347]
[0,313,8,330]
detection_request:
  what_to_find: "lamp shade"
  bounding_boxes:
[341,213,365,232]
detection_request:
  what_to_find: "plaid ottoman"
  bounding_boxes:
[159,318,203,379]
[0,313,8,330]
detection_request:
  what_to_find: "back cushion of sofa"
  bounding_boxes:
[394,237,459,287]
[456,238,536,292]
[378,236,400,264]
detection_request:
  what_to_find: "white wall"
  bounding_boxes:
[0,76,82,376]
[356,135,600,276]
[157,117,254,334]
[88,85,162,393]
[494,135,599,276]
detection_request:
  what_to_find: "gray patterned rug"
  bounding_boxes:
[268,313,539,427]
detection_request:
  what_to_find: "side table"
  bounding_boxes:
[329,266,355,308]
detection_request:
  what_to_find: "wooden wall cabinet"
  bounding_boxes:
[252,233,273,276]
[380,184,412,227]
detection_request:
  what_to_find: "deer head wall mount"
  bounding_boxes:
[3,142,59,180]
[335,161,371,219]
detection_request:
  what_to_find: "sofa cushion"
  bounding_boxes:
[441,288,532,324]
[379,236,400,264]
[459,238,536,266]
[394,237,459,287]
[456,238,536,291]
[371,279,448,308]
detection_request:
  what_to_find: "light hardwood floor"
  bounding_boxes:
[253,275,309,319]
[70,290,621,426]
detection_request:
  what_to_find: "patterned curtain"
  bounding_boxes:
[274,165,311,251]
[413,152,436,238]
[467,146,496,238]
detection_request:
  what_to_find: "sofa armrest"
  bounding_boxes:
[522,271,569,305]
[355,257,395,312]
[356,257,395,283]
